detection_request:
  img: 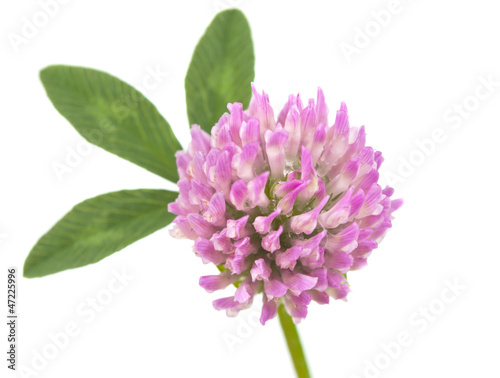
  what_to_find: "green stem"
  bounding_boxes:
[277,304,311,378]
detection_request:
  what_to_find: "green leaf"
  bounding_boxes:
[185,9,255,133]
[24,189,178,278]
[40,65,182,183]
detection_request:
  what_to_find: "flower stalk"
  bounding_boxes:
[278,304,311,378]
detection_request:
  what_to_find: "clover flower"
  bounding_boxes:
[169,85,402,324]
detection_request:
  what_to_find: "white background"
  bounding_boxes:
[1,0,500,377]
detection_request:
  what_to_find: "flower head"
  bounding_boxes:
[169,85,402,324]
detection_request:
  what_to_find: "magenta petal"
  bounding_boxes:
[283,293,308,322]
[352,237,377,258]
[203,193,226,227]
[234,277,259,303]
[253,209,280,234]
[240,118,260,146]
[233,237,255,258]
[213,296,237,311]
[324,251,354,272]
[291,290,312,306]
[351,257,368,270]
[205,148,219,168]
[358,184,384,218]
[193,238,225,265]
[248,84,276,133]
[289,195,329,234]
[229,180,249,211]
[357,147,375,175]
[212,296,248,317]
[317,104,350,175]
[212,150,232,196]
[170,216,198,240]
[310,290,330,304]
[175,151,191,180]
[227,102,243,145]
[277,180,310,214]
[260,296,279,325]
[283,106,301,159]
[167,202,183,216]
[318,187,353,229]
[261,225,283,252]
[326,269,345,288]
[315,87,329,126]
[391,198,404,212]
[349,190,365,218]
[211,229,232,252]
[327,283,351,300]
[225,254,250,275]
[278,93,301,126]
[276,246,303,270]
[300,146,315,183]
[191,152,209,183]
[294,229,327,252]
[199,271,238,293]
[327,158,360,196]
[213,124,232,149]
[382,186,395,197]
[233,141,262,181]
[281,270,318,295]
[309,268,328,291]
[357,170,379,194]
[311,123,326,164]
[187,213,216,239]
[226,215,250,239]
[274,179,305,198]
[297,147,319,203]
[247,171,270,208]
[358,228,374,240]
[265,126,289,178]
[349,125,366,157]
[299,246,325,269]
[374,150,384,168]
[191,179,214,208]
[313,178,327,205]
[326,222,360,253]
[299,100,318,148]
[264,279,288,299]
[250,258,272,282]
[190,124,211,153]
